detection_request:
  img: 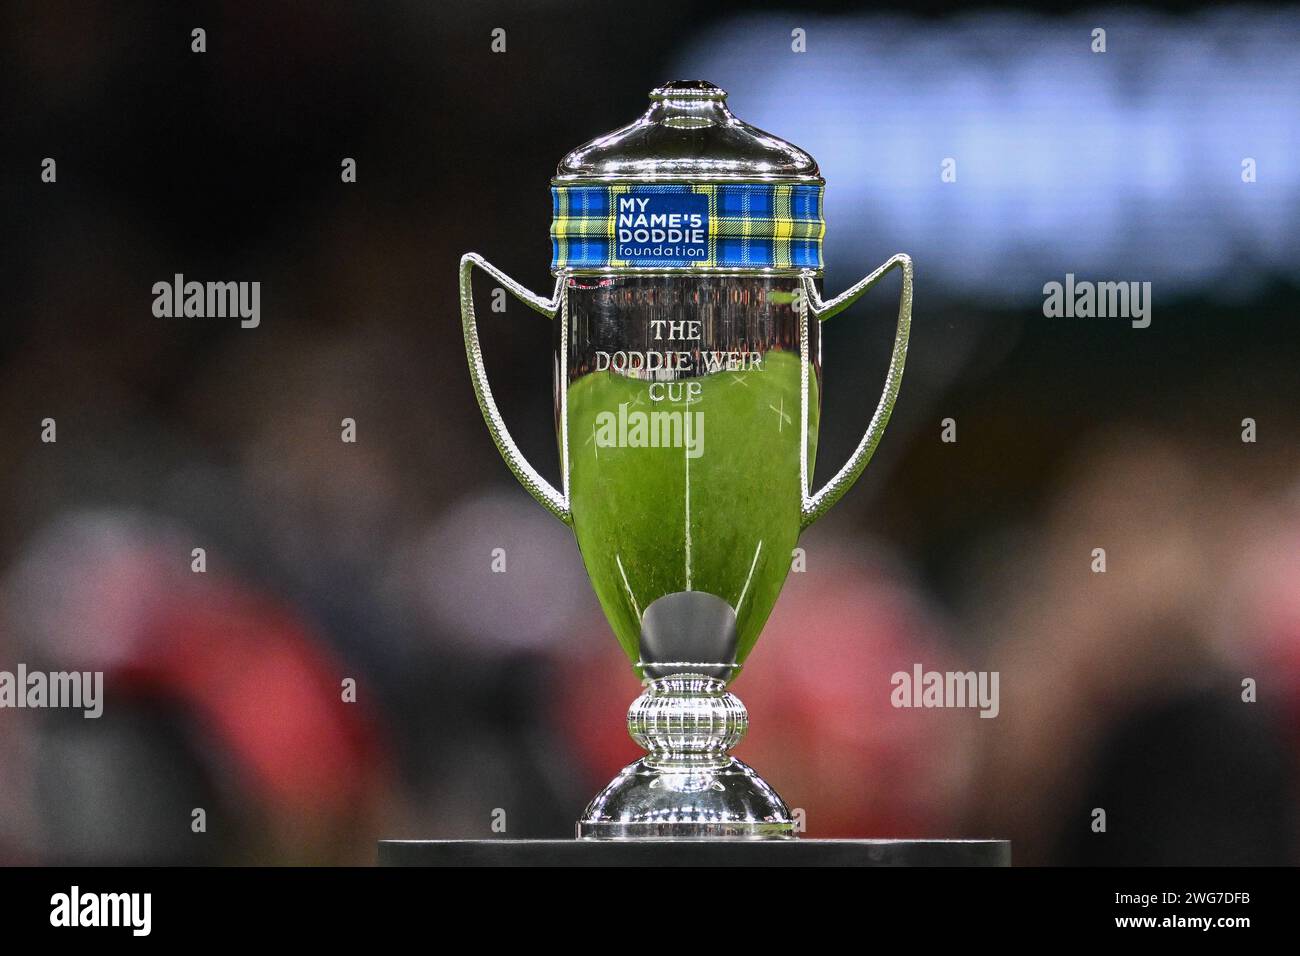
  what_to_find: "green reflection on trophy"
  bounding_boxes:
[459,82,913,838]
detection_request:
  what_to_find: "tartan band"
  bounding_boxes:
[551,183,824,272]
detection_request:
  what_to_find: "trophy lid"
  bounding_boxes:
[554,80,822,184]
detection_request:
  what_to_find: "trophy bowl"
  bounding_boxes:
[460,81,912,838]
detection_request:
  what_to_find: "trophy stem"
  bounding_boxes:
[577,675,795,839]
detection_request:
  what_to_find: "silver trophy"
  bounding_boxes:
[461,81,912,837]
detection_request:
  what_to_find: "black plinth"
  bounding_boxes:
[378,839,1010,867]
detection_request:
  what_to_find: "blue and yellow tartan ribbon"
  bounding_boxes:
[551,183,824,271]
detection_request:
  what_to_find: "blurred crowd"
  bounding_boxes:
[1,2,1297,864]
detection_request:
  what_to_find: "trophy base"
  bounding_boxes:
[576,756,794,839]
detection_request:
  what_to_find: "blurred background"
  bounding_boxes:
[2,0,1298,864]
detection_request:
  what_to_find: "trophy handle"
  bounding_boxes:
[798,253,913,530]
[459,252,572,524]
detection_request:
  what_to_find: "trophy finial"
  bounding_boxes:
[649,80,727,100]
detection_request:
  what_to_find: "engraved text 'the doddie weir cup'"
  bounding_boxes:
[460,81,913,838]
